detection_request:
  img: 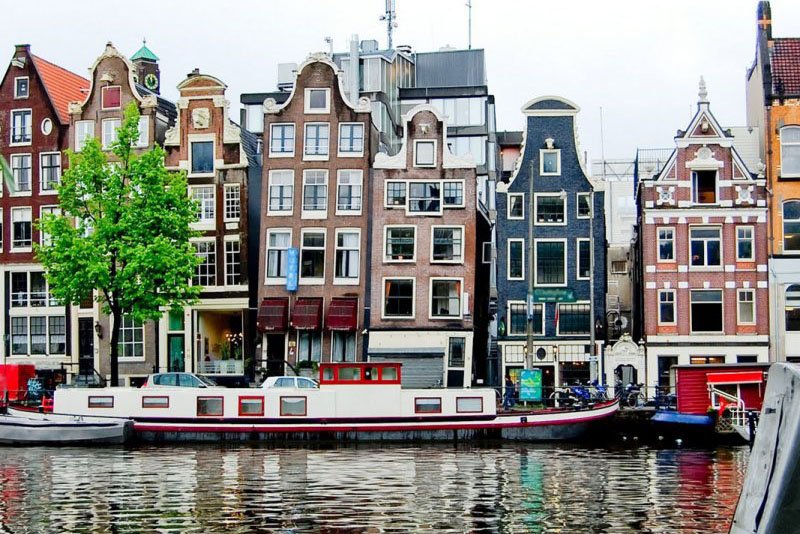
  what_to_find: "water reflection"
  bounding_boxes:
[0,444,748,533]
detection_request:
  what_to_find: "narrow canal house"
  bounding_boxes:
[496,96,606,391]
[163,69,259,385]
[0,45,88,384]
[636,81,769,392]
[368,105,489,387]
[67,42,176,385]
[256,54,376,375]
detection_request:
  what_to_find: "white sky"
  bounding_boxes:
[4,0,800,161]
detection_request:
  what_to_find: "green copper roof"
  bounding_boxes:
[131,41,158,62]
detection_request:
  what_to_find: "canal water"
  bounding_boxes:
[0,443,747,533]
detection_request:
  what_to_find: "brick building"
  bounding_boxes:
[637,81,769,392]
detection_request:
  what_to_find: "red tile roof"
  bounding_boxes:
[30,55,89,124]
[771,38,800,96]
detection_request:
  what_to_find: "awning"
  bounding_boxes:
[707,371,764,385]
[291,298,323,330]
[257,298,289,332]
[326,298,358,331]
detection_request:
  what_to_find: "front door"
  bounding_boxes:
[168,334,185,372]
[78,318,94,375]
[266,334,286,376]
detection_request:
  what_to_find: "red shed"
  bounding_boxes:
[675,364,770,415]
[0,364,36,402]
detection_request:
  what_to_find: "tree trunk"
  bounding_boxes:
[110,308,121,387]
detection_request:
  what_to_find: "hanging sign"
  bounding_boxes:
[286,247,299,292]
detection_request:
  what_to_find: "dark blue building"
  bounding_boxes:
[495,96,606,391]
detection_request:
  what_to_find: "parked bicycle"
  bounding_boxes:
[622,382,646,408]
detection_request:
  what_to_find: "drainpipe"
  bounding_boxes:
[362,167,374,363]
[349,35,360,104]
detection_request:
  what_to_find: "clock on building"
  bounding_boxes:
[144,73,159,91]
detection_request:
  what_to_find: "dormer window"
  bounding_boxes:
[101,86,121,110]
[692,170,717,204]
[14,77,29,99]
[304,88,330,114]
[414,140,436,167]
[540,150,560,175]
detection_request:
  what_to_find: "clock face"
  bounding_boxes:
[144,73,159,90]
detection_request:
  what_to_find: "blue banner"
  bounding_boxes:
[519,369,542,402]
[286,247,299,291]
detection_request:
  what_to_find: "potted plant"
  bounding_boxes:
[296,360,319,378]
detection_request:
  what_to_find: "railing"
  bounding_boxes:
[200,359,244,375]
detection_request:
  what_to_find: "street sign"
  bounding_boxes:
[286,247,299,291]
[532,288,577,303]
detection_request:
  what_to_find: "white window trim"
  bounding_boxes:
[413,139,437,168]
[736,225,755,261]
[40,118,53,136]
[382,276,416,320]
[39,205,59,246]
[188,134,217,177]
[101,85,122,110]
[299,227,326,285]
[576,192,592,219]
[430,225,465,264]
[576,238,591,281]
[691,170,720,205]
[442,179,466,209]
[657,227,676,263]
[737,288,756,326]
[9,153,32,197]
[75,120,95,152]
[384,180,407,209]
[301,169,329,219]
[429,277,464,320]
[303,122,330,161]
[268,123,295,158]
[112,313,147,363]
[689,289,724,334]
[267,169,294,216]
[101,118,121,150]
[137,115,150,148]
[556,301,591,337]
[190,237,217,287]
[304,88,331,114]
[10,206,33,253]
[333,227,361,286]
[405,180,443,217]
[689,225,723,270]
[335,169,363,216]
[384,224,417,263]
[507,238,525,281]
[507,193,525,220]
[506,300,544,336]
[337,122,365,157]
[330,330,358,362]
[534,193,567,226]
[223,235,243,288]
[39,152,61,196]
[9,108,32,147]
[189,185,216,231]
[223,183,241,223]
[14,77,29,99]
[265,228,292,285]
[539,149,561,176]
[780,126,800,178]
[534,238,568,287]
[658,290,677,325]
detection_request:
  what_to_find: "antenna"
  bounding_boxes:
[324,36,333,56]
[600,106,607,181]
[379,0,397,49]
[466,0,472,49]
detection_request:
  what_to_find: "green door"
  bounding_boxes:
[168,334,185,372]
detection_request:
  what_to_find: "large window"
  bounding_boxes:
[266,230,290,279]
[384,279,414,318]
[224,239,241,286]
[300,231,325,280]
[11,317,28,355]
[557,304,590,335]
[302,170,328,213]
[692,170,717,204]
[191,141,214,174]
[268,170,294,214]
[75,120,94,152]
[224,184,241,221]
[11,154,31,192]
[431,279,462,318]
[102,118,121,149]
[658,227,675,261]
[508,193,524,219]
[738,289,755,325]
[335,230,360,280]
[40,206,59,246]
[737,226,754,261]
[304,123,329,157]
[508,239,524,280]
[11,109,32,144]
[385,226,415,261]
[191,186,215,226]
[339,123,364,154]
[429,98,485,127]
[297,331,322,362]
[450,136,486,165]
[784,201,800,251]
[118,315,144,358]
[658,290,676,324]
[781,126,800,177]
[786,285,800,332]
[40,153,61,192]
[448,338,466,367]
[690,226,721,267]
[508,302,543,336]
[336,170,362,213]
[577,239,591,280]
[535,195,565,224]
[193,241,216,286]
[11,272,51,308]
[269,124,295,156]
[332,331,356,362]
[431,227,463,263]
[690,290,723,333]
[536,241,566,286]
[408,182,441,213]
[12,207,32,250]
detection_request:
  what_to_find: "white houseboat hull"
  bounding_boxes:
[0,412,132,445]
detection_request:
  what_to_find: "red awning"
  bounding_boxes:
[707,371,764,385]
[291,298,323,330]
[326,298,358,331]
[257,298,289,332]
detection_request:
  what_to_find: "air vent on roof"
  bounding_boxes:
[361,40,379,53]
[396,44,412,55]
[277,63,297,92]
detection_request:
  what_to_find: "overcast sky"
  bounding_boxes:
[4,1,800,162]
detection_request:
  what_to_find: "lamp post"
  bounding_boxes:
[526,160,535,370]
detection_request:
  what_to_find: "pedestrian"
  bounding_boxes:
[503,374,516,410]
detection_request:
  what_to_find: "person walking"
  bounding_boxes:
[503,374,516,410]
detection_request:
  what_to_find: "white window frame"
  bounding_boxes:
[102,118,121,150]
[442,180,466,208]
[781,126,800,178]
[190,185,216,231]
[117,314,145,361]
[39,152,61,195]
[11,206,32,252]
[507,193,525,220]
[224,236,242,287]
[534,238,567,287]
[413,139,437,168]
[75,120,95,152]
[265,228,292,285]
[338,122,365,157]
[658,290,676,325]
[576,238,591,281]
[556,302,591,337]
[303,122,330,161]
[304,88,330,114]
[10,153,32,196]
[406,180,443,216]
[301,169,328,218]
[534,193,567,226]
[736,226,755,261]
[334,228,361,285]
[384,180,407,208]
[382,276,416,320]
[384,225,417,263]
[269,123,295,158]
[657,227,675,263]
[737,289,756,325]
[576,192,592,219]
[10,108,32,146]
[223,184,241,222]
[507,238,525,281]
[430,225,465,264]
[429,277,464,320]
[189,136,216,177]
[39,205,60,246]
[336,170,363,215]
[691,170,719,205]
[689,225,722,269]
[267,170,294,216]
[101,85,122,110]
[192,238,217,287]
[539,149,561,176]
[14,76,29,99]
[137,116,149,147]
[299,228,326,285]
[689,289,724,334]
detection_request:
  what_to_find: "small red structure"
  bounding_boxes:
[0,365,36,402]
[675,364,769,415]
[318,362,402,385]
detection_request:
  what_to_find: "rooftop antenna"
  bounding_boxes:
[600,106,607,181]
[467,0,472,49]
[379,0,397,49]
[324,36,333,56]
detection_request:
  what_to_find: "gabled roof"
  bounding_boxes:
[131,42,158,62]
[30,55,89,124]
[771,38,800,95]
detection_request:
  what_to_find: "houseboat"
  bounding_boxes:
[50,362,619,442]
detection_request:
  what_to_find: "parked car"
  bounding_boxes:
[141,372,219,388]
[261,376,318,389]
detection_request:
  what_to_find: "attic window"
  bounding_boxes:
[14,77,29,99]
[102,86,121,110]
[414,140,436,167]
[692,170,717,204]
[304,88,330,114]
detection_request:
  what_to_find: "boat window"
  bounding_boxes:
[280,396,307,416]
[239,397,264,416]
[197,396,223,416]
[142,396,169,408]
[338,366,361,381]
[414,397,442,414]
[364,367,379,381]
[456,397,483,413]
[322,367,334,381]
[381,367,398,381]
[88,396,114,408]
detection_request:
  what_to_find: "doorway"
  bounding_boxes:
[265,334,286,376]
[78,318,94,375]
[168,334,185,372]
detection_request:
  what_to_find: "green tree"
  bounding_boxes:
[36,104,201,386]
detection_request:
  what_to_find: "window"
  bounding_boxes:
[297,331,322,362]
[507,302,543,335]
[304,123,329,157]
[536,240,566,286]
[193,241,216,286]
[30,316,46,354]
[88,396,114,408]
[101,86,121,109]
[659,291,676,324]
[41,118,52,136]
[336,170,362,213]
[780,126,800,177]
[431,279,462,318]
[0,208,3,251]
[784,201,800,251]
[690,226,721,267]
[430,98,485,127]
[12,207,32,250]
[658,228,675,261]
[300,231,325,280]
[49,316,66,354]
[239,397,264,416]
[197,397,224,416]
[540,150,561,175]
[11,109,32,144]
[535,195,565,224]
[384,278,414,318]
[75,120,94,151]
[611,261,628,274]
[11,154,31,192]
[11,317,27,355]
[191,141,214,174]
[508,239,524,280]
[266,230,291,279]
[692,170,717,204]
[457,397,483,413]
[268,170,294,214]
[786,285,800,332]
[690,290,723,333]
[223,184,240,221]
[304,88,329,113]
[577,239,591,279]
[443,181,464,207]
[14,77,29,98]
[385,181,407,207]
[335,230,360,280]
[302,170,328,213]
[414,140,436,167]
[448,337,466,367]
[118,315,144,358]
[408,182,441,213]
[270,124,295,156]
[40,153,61,192]
[332,331,357,362]
[577,193,591,218]
[30,272,47,307]
[691,356,725,365]
[738,289,755,325]
[415,398,442,414]
[385,227,415,261]
[737,226,754,261]
[557,304,590,335]
[225,239,241,286]
[339,123,364,154]
[280,396,307,416]
[432,227,463,263]
[450,136,486,165]
[191,186,215,226]
[11,272,28,307]
[102,119,121,149]
[482,242,491,264]
[137,116,149,147]
[508,193,524,219]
